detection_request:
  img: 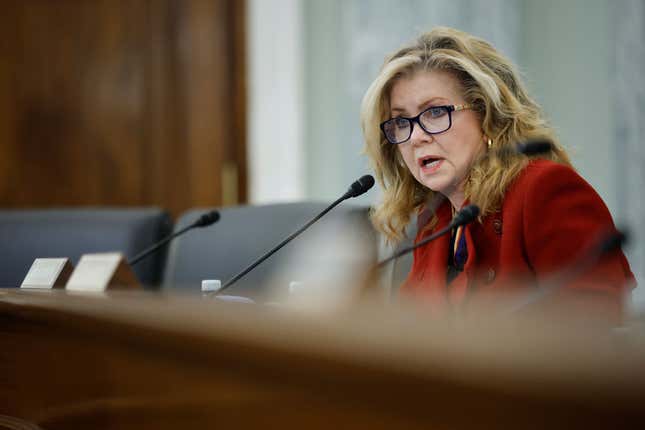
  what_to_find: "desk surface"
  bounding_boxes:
[1,288,645,429]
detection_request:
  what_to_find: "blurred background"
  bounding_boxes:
[1,0,643,304]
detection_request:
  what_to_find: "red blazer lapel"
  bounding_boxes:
[414,201,452,310]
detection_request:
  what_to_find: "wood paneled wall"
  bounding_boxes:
[0,0,246,217]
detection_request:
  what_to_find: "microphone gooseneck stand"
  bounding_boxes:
[128,210,221,267]
[216,175,376,295]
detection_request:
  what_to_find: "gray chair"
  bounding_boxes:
[0,208,172,288]
[378,222,416,299]
[162,202,377,299]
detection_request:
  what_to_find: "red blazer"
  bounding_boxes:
[402,160,635,320]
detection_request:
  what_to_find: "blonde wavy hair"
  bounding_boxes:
[361,27,571,243]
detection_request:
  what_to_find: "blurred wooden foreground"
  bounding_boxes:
[1,288,645,429]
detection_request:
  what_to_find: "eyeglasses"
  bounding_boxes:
[380,104,472,145]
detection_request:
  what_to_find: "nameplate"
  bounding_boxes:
[66,253,140,292]
[20,258,74,289]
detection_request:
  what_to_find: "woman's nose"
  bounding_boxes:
[409,121,431,146]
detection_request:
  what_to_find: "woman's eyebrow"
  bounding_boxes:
[391,97,450,116]
[417,97,449,110]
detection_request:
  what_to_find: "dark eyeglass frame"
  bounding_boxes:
[380,104,472,145]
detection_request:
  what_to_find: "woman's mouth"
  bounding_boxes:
[418,156,444,174]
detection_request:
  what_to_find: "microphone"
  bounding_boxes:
[192,210,221,227]
[128,210,221,267]
[217,174,376,293]
[516,139,553,156]
[504,228,629,314]
[449,204,480,230]
[490,139,553,160]
[343,175,376,199]
[375,204,480,269]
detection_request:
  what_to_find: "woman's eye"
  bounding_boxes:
[429,107,446,117]
[394,118,409,128]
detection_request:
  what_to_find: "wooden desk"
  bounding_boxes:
[1,288,644,429]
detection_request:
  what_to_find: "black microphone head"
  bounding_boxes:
[598,229,628,255]
[193,210,221,227]
[516,139,553,156]
[451,204,480,227]
[344,174,375,199]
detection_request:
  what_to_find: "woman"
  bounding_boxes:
[361,27,634,320]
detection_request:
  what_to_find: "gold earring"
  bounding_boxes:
[487,138,493,149]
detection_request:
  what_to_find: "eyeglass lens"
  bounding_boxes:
[383,106,451,144]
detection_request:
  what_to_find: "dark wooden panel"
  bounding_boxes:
[230,0,248,204]
[0,0,246,216]
[0,4,19,203]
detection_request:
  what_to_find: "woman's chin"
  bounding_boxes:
[418,177,451,195]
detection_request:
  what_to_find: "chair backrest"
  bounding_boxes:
[378,222,416,299]
[0,208,172,288]
[162,202,377,298]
